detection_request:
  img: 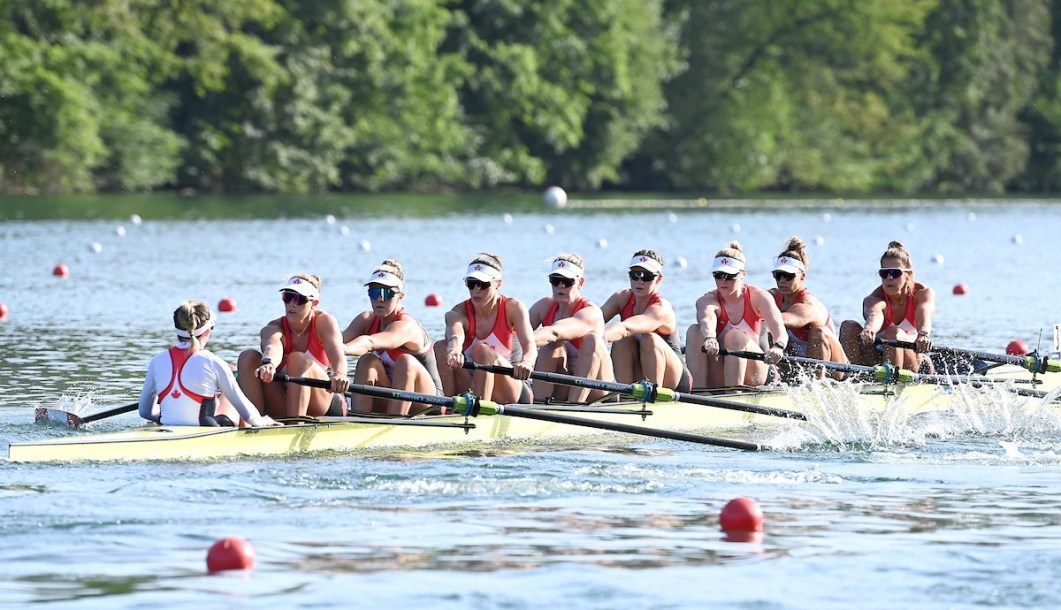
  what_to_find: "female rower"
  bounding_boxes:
[237,274,350,419]
[341,259,444,415]
[685,241,787,388]
[139,300,277,427]
[601,249,690,391]
[767,236,848,379]
[838,241,936,371]
[433,253,537,403]
[528,253,613,402]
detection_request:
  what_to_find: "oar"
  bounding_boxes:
[878,338,1061,374]
[461,362,806,421]
[34,402,139,429]
[721,349,1014,386]
[278,374,765,451]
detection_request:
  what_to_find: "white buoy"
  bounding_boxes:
[1012,234,1023,245]
[503,213,513,224]
[967,212,977,221]
[676,256,688,269]
[543,186,567,208]
[667,212,678,224]
[130,214,142,225]
[822,213,832,223]
[597,238,608,249]
[905,222,915,232]
[114,226,126,237]
[359,240,371,251]
[814,235,825,245]
[339,225,350,236]
[731,223,741,234]
[544,224,555,234]
[931,254,944,265]
[325,215,336,225]
[89,242,102,254]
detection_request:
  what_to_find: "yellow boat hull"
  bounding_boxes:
[6,381,1051,462]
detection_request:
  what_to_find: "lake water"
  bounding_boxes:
[2,196,1061,609]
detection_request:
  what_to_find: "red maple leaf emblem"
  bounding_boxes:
[170,389,181,399]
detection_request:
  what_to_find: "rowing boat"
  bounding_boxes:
[9,377,1055,463]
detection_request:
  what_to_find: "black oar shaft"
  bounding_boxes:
[277,374,460,409]
[81,403,139,424]
[464,361,805,420]
[496,405,763,451]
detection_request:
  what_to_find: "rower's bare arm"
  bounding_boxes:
[754,288,788,347]
[260,324,284,361]
[860,297,886,343]
[508,298,538,369]
[363,317,419,353]
[544,306,604,344]
[317,313,348,379]
[443,309,468,362]
[781,298,827,330]
[914,285,936,335]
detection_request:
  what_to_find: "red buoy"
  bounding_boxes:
[206,536,255,573]
[0,301,8,321]
[1006,340,1029,356]
[218,297,237,313]
[951,283,968,295]
[424,293,442,307]
[52,264,69,278]
[720,497,764,533]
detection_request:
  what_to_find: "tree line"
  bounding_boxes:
[1,0,1058,196]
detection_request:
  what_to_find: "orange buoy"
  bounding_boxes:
[52,264,69,278]
[1006,340,1029,356]
[206,536,255,573]
[0,301,8,321]
[217,297,237,313]
[719,497,764,533]
[951,283,968,295]
[424,293,442,307]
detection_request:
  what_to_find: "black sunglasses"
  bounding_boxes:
[878,268,908,280]
[772,271,796,282]
[281,291,310,306]
[628,270,657,282]
[712,271,738,281]
[368,286,397,301]
[465,278,492,291]
[549,275,575,288]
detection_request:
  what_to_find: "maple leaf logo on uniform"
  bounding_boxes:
[170,390,181,399]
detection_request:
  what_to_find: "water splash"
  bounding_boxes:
[765,377,1061,452]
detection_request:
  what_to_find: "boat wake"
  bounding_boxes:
[764,378,1061,452]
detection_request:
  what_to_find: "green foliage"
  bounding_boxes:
[0,0,1058,195]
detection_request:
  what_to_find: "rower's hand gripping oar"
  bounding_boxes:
[878,338,1061,374]
[277,373,765,450]
[461,361,806,421]
[34,402,139,429]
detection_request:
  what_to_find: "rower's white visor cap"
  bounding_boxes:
[711,256,745,274]
[773,256,805,274]
[549,259,583,279]
[465,263,502,282]
[278,277,319,299]
[628,255,663,275]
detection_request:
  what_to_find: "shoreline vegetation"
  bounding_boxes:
[2,194,1061,222]
[2,1,1060,197]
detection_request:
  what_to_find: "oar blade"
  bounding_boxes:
[34,407,86,428]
